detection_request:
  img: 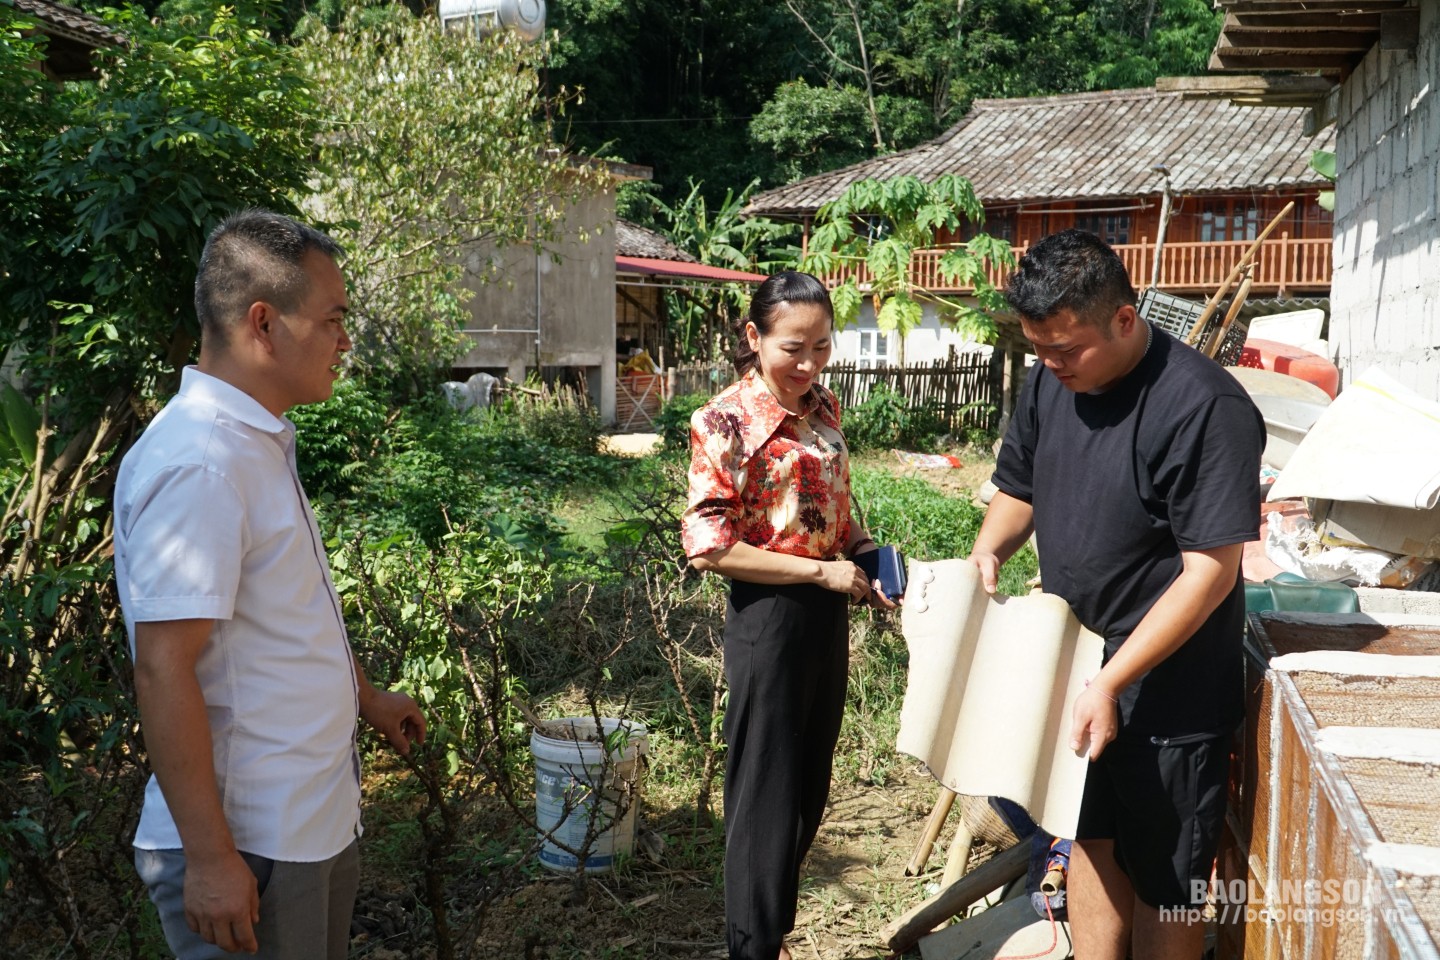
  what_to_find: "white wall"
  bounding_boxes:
[1330,7,1440,398]
[833,300,991,365]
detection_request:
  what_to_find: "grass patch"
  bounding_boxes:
[853,462,1038,596]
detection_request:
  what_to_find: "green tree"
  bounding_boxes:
[546,0,802,204]
[1,3,317,575]
[800,174,1013,347]
[300,7,604,393]
[749,79,931,183]
[1,5,318,951]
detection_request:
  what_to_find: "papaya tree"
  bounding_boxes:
[800,173,1014,348]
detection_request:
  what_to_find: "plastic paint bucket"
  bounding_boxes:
[531,717,648,873]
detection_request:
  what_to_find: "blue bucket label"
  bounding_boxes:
[535,764,633,871]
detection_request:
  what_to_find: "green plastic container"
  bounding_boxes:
[1245,572,1358,615]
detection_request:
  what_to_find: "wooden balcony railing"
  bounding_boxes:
[820,234,1333,297]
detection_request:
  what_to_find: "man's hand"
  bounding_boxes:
[965,490,1034,596]
[1069,685,1119,761]
[966,551,1004,595]
[184,849,260,954]
[360,687,427,756]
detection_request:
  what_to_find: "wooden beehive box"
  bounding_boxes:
[1217,613,1440,960]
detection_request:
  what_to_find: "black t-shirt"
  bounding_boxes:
[992,328,1264,742]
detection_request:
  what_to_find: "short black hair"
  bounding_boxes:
[194,209,342,346]
[733,270,833,376]
[1004,229,1136,327]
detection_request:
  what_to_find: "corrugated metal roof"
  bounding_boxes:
[746,88,1336,217]
[615,256,765,284]
[614,220,696,262]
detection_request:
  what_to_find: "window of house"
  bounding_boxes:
[959,210,1016,244]
[857,330,891,369]
[1074,212,1131,245]
[1200,200,1260,242]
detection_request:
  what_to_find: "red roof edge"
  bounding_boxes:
[616,255,766,284]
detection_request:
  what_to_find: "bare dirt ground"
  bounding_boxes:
[370,764,955,960]
[868,448,996,506]
[380,451,1003,960]
[601,433,664,458]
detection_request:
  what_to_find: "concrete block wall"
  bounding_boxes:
[1331,5,1440,399]
[454,188,618,424]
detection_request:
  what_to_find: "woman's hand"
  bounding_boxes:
[864,582,900,611]
[818,559,871,602]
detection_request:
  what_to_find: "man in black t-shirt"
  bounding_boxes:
[968,230,1263,960]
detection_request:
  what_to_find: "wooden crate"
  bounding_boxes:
[1225,614,1440,959]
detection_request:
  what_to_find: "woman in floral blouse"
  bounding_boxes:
[682,270,891,960]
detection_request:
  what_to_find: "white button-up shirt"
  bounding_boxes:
[115,367,361,862]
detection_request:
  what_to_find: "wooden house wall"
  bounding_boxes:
[931,189,1333,249]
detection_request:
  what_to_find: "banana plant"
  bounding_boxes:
[0,382,39,468]
[1311,149,1336,212]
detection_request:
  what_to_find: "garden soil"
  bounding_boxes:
[352,763,982,959]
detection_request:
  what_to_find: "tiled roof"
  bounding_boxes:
[746,88,1336,217]
[614,220,696,262]
[12,0,120,48]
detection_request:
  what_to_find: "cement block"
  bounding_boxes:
[1435,159,1440,223]
[1405,171,1430,226]
[1359,204,1379,256]
[1403,240,1423,293]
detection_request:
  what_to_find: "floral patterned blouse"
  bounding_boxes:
[682,369,853,560]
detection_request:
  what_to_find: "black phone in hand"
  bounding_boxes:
[855,545,907,601]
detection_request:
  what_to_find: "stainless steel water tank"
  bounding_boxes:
[438,0,545,42]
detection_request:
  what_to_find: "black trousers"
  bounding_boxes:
[723,580,849,960]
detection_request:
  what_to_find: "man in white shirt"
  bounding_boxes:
[115,209,425,958]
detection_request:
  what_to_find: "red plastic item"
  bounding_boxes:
[1236,338,1339,399]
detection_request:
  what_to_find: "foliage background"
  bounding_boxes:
[546,0,1222,208]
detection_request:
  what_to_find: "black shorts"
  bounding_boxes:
[1074,735,1229,909]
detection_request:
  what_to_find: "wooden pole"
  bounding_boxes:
[1185,201,1295,347]
[879,841,1029,954]
[940,817,976,888]
[1206,269,1254,360]
[904,788,956,877]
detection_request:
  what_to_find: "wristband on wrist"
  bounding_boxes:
[849,537,876,557]
[1085,678,1119,704]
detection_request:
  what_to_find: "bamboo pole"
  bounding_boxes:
[940,817,976,888]
[1206,268,1254,360]
[904,788,956,877]
[1185,201,1295,347]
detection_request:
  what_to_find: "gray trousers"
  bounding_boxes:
[135,840,359,960]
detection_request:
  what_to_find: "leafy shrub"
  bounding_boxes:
[843,382,949,453]
[290,377,390,499]
[501,389,603,455]
[655,392,709,453]
[313,390,616,546]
